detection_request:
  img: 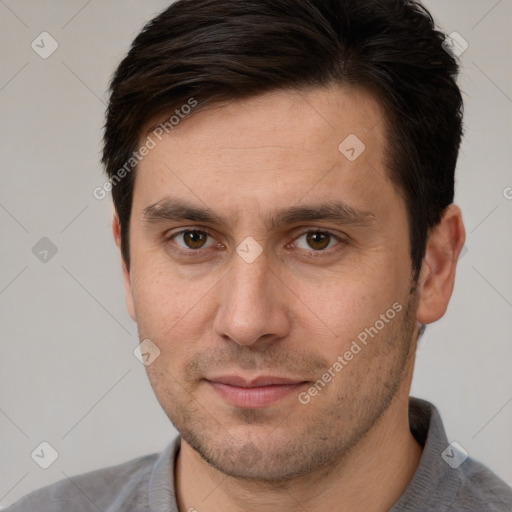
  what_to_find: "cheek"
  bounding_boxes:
[130,263,218,359]
[130,265,186,335]
[290,266,407,356]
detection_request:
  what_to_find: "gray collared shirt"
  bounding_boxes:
[6,397,512,511]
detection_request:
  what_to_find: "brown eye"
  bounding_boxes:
[174,230,212,250]
[305,232,331,250]
[291,230,344,255]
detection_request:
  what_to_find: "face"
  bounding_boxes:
[121,85,422,480]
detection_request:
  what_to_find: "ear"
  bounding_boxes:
[416,204,466,325]
[112,209,136,322]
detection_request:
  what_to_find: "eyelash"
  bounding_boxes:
[164,228,346,259]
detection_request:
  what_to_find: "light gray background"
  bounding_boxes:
[1,0,511,508]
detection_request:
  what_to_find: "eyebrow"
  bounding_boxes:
[142,197,376,230]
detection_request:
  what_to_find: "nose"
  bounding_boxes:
[212,248,292,347]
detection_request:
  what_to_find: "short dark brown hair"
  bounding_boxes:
[102,0,463,280]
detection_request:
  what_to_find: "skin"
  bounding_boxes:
[113,85,466,512]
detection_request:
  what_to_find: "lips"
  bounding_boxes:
[207,375,307,387]
[205,375,309,408]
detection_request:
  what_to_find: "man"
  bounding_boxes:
[7,0,512,511]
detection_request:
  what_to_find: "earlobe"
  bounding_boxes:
[416,204,466,325]
[112,210,137,322]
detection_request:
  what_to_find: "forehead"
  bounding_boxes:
[133,85,394,221]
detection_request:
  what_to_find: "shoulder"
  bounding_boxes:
[4,452,159,512]
[398,398,512,512]
[450,457,512,511]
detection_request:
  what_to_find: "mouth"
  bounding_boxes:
[205,375,309,408]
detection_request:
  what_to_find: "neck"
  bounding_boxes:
[174,384,423,512]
